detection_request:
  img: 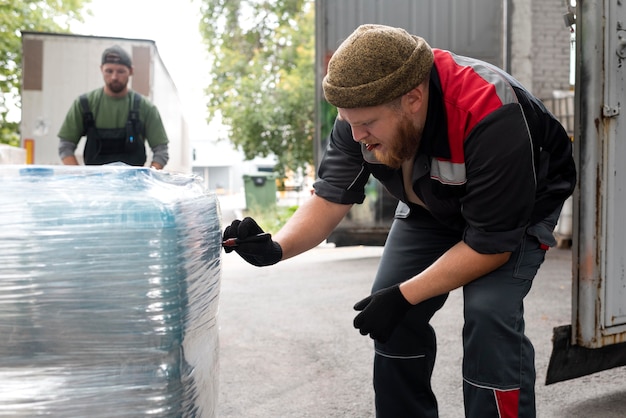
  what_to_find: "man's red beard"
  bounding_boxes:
[373,113,422,169]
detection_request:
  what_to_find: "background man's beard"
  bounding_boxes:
[374,114,422,169]
[107,81,126,94]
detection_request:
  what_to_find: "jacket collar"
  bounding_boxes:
[420,68,451,159]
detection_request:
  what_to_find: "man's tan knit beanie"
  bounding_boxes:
[322,24,434,108]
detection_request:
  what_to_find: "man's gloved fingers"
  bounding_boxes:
[238,217,264,237]
[353,311,363,329]
[353,295,372,311]
[234,240,283,267]
[355,320,369,336]
[222,220,241,253]
[222,219,242,240]
[354,312,391,342]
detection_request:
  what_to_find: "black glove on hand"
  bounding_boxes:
[222,217,283,267]
[353,284,413,343]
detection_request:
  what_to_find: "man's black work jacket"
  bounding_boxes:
[313,49,577,254]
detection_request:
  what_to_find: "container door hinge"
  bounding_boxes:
[603,105,621,117]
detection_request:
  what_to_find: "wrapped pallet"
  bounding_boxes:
[0,165,221,417]
[0,144,26,164]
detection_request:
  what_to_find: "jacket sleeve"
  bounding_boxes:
[150,143,169,167]
[141,98,169,147]
[313,118,371,205]
[57,98,85,143]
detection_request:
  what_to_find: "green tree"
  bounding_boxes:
[199,0,314,175]
[0,0,91,146]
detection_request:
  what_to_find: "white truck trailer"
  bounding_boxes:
[20,32,191,173]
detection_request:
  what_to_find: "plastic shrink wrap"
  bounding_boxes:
[0,165,221,418]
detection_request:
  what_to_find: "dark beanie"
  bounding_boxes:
[101,45,132,68]
[323,24,434,108]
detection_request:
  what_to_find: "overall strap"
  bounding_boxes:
[79,94,95,136]
[129,92,141,121]
[128,92,144,138]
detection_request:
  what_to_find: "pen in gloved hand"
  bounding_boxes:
[222,232,272,247]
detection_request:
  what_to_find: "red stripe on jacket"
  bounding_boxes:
[433,49,507,164]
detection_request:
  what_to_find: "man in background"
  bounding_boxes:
[58,45,169,169]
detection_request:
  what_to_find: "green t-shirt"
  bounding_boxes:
[58,88,169,148]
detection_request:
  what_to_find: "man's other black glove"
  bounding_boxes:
[222,217,283,267]
[353,284,413,343]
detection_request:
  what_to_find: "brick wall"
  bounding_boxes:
[531,0,573,98]
[510,0,573,99]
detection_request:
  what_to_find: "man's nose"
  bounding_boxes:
[351,126,368,142]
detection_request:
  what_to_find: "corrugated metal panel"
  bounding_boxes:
[319,0,505,67]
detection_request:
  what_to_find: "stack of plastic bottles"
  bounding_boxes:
[0,165,221,418]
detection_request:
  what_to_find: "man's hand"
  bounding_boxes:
[222,217,283,267]
[353,284,413,343]
[62,155,79,165]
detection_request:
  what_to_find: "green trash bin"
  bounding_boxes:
[243,172,277,210]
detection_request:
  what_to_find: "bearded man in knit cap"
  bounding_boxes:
[223,24,576,417]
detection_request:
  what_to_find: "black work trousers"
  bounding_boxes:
[371,206,547,418]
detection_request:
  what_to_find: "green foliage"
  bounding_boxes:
[0,120,20,147]
[244,203,298,233]
[199,0,315,176]
[0,0,91,145]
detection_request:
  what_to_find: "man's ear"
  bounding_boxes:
[403,85,425,114]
